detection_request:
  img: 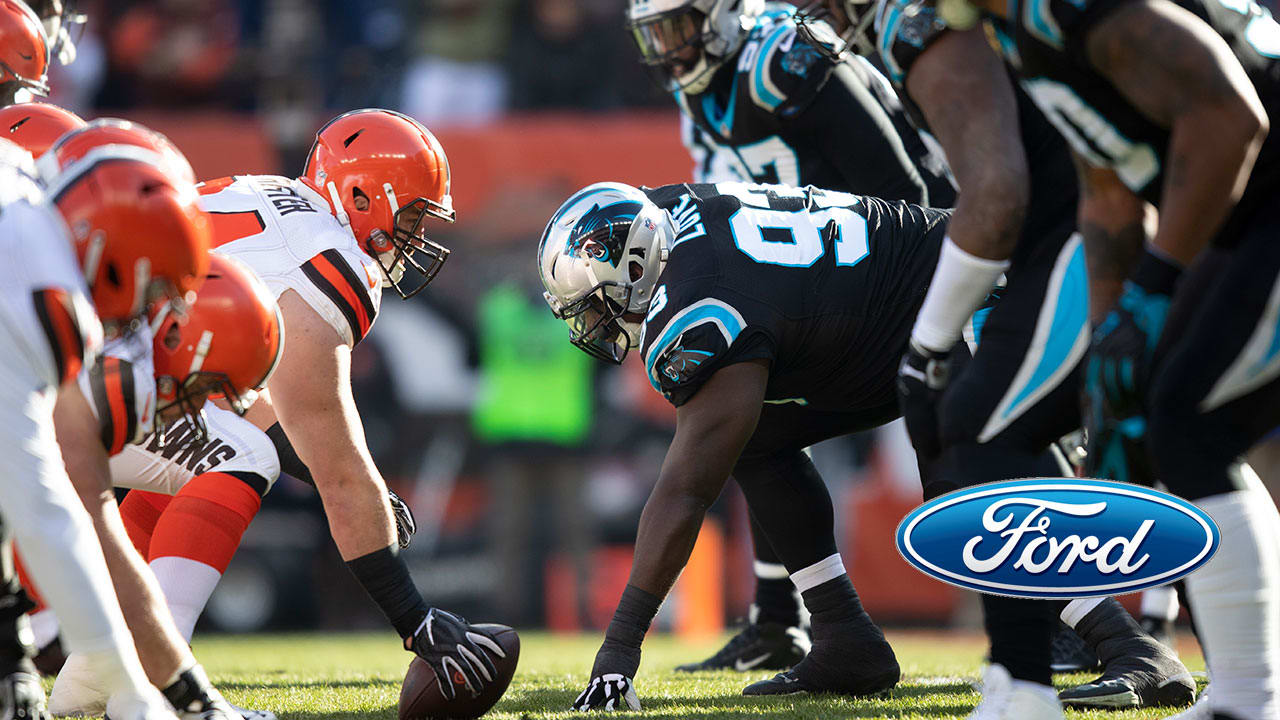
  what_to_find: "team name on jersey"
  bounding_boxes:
[670,193,707,248]
[255,177,316,217]
[143,420,238,475]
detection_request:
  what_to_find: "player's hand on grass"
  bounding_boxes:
[388,488,416,549]
[409,608,506,700]
[897,339,952,459]
[573,674,640,712]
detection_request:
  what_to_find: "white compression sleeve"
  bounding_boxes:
[912,237,1010,352]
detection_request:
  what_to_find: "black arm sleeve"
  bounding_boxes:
[266,422,314,486]
[789,61,931,204]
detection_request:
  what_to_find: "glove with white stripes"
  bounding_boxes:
[409,608,506,700]
[572,674,640,712]
[388,489,417,549]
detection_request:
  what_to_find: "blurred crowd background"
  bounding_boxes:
[45,0,1005,638]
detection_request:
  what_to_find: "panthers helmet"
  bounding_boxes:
[151,254,282,434]
[537,182,674,364]
[0,101,84,157]
[304,108,453,299]
[627,0,764,93]
[0,0,50,99]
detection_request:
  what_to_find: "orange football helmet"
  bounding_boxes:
[0,101,83,157]
[40,117,195,186]
[303,108,453,298]
[46,150,211,326]
[151,254,282,434]
[0,0,49,99]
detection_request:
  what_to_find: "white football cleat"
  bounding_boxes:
[104,687,178,720]
[968,664,1065,720]
[48,653,107,716]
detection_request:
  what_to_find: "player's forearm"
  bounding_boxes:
[627,465,724,599]
[1151,109,1264,267]
[1076,160,1150,322]
[313,466,397,560]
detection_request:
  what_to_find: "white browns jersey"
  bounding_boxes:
[109,403,281,496]
[78,324,157,456]
[197,175,383,348]
[0,188,101,400]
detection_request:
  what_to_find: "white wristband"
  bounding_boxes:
[912,237,1010,352]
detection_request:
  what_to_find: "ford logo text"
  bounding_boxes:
[895,479,1219,599]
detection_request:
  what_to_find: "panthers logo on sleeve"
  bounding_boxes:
[875,0,951,86]
[744,19,839,119]
[642,297,754,406]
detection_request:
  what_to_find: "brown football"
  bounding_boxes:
[398,624,520,720]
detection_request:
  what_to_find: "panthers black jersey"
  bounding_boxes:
[639,182,949,409]
[987,0,1280,235]
[676,7,956,207]
[876,1,1080,255]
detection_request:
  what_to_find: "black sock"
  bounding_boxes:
[1073,597,1149,663]
[346,544,430,639]
[748,515,802,626]
[982,594,1053,686]
[800,574,867,626]
[755,576,801,626]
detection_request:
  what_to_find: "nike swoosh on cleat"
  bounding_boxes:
[734,654,774,672]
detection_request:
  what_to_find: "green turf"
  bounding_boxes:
[188,630,1206,720]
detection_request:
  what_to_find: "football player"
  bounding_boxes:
[632,0,956,672]
[918,0,1280,716]
[102,109,507,704]
[0,0,50,105]
[0,129,208,720]
[0,116,251,720]
[543,180,960,708]
[825,0,1195,714]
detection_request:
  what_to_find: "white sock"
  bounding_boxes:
[1060,597,1106,629]
[753,560,789,580]
[149,556,223,642]
[27,607,60,649]
[789,554,846,594]
[1140,585,1180,622]
[1186,489,1280,720]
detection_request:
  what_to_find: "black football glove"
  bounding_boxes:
[388,489,416,549]
[897,339,952,460]
[409,608,506,700]
[572,674,640,712]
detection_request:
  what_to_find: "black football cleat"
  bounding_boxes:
[675,621,810,673]
[1058,599,1195,709]
[742,616,898,698]
[1050,621,1100,673]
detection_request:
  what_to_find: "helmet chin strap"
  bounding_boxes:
[325,181,352,232]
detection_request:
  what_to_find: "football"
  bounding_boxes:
[398,624,521,720]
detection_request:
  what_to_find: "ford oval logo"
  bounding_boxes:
[895,478,1219,599]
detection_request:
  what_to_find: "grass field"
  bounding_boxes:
[188,630,1206,720]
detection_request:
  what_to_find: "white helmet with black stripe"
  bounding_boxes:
[537,182,674,364]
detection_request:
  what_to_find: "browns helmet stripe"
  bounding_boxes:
[32,287,85,385]
[301,250,376,344]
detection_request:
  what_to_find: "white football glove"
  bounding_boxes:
[572,674,640,712]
